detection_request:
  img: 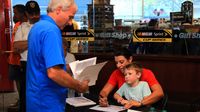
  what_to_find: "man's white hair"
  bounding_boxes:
[47,0,75,13]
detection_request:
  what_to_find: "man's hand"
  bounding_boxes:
[77,80,89,93]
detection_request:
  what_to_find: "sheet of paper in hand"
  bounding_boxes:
[69,57,107,86]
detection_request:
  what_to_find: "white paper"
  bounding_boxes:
[127,109,142,112]
[69,57,97,79]
[69,60,79,78]
[66,96,96,107]
[90,105,126,112]
[77,61,107,86]
[74,57,97,76]
[69,57,107,86]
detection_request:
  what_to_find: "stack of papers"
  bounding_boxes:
[69,57,107,86]
[66,97,96,107]
[69,57,97,78]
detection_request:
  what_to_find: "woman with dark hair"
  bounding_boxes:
[99,48,164,108]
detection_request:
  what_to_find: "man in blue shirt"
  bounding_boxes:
[26,0,89,112]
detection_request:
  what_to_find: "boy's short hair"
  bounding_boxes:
[125,62,143,73]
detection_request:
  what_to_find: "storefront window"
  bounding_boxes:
[11,0,200,55]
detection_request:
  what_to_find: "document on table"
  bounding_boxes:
[69,57,107,86]
[127,109,142,112]
[66,96,96,107]
[90,105,126,112]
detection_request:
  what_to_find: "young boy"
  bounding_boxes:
[114,62,151,109]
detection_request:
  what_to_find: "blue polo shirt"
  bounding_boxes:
[26,15,67,112]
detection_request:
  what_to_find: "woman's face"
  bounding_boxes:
[114,55,132,73]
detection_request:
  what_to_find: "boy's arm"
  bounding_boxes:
[114,93,124,104]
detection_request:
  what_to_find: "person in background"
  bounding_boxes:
[63,18,79,31]
[114,62,151,109]
[26,0,89,112]
[145,19,165,54]
[128,19,161,54]
[62,38,77,98]
[13,1,41,112]
[62,18,79,53]
[62,38,76,73]
[148,19,159,29]
[99,48,164,108]
[7,4,27,108]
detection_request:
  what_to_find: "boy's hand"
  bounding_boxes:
[124,100,141,109]
[120,99,128,105]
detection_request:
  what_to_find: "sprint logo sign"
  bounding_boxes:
[62,30,95,41]
[133,29,172,42]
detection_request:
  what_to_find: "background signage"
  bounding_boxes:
[170,12,186,23]
[62,30,95,41]
[133,29,172,42]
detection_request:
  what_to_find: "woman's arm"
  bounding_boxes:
[141,84,164,105]
[99,83,115,106]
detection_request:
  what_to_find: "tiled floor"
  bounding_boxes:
[0,92,18,112]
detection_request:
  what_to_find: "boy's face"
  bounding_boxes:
[124,68,139,85]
